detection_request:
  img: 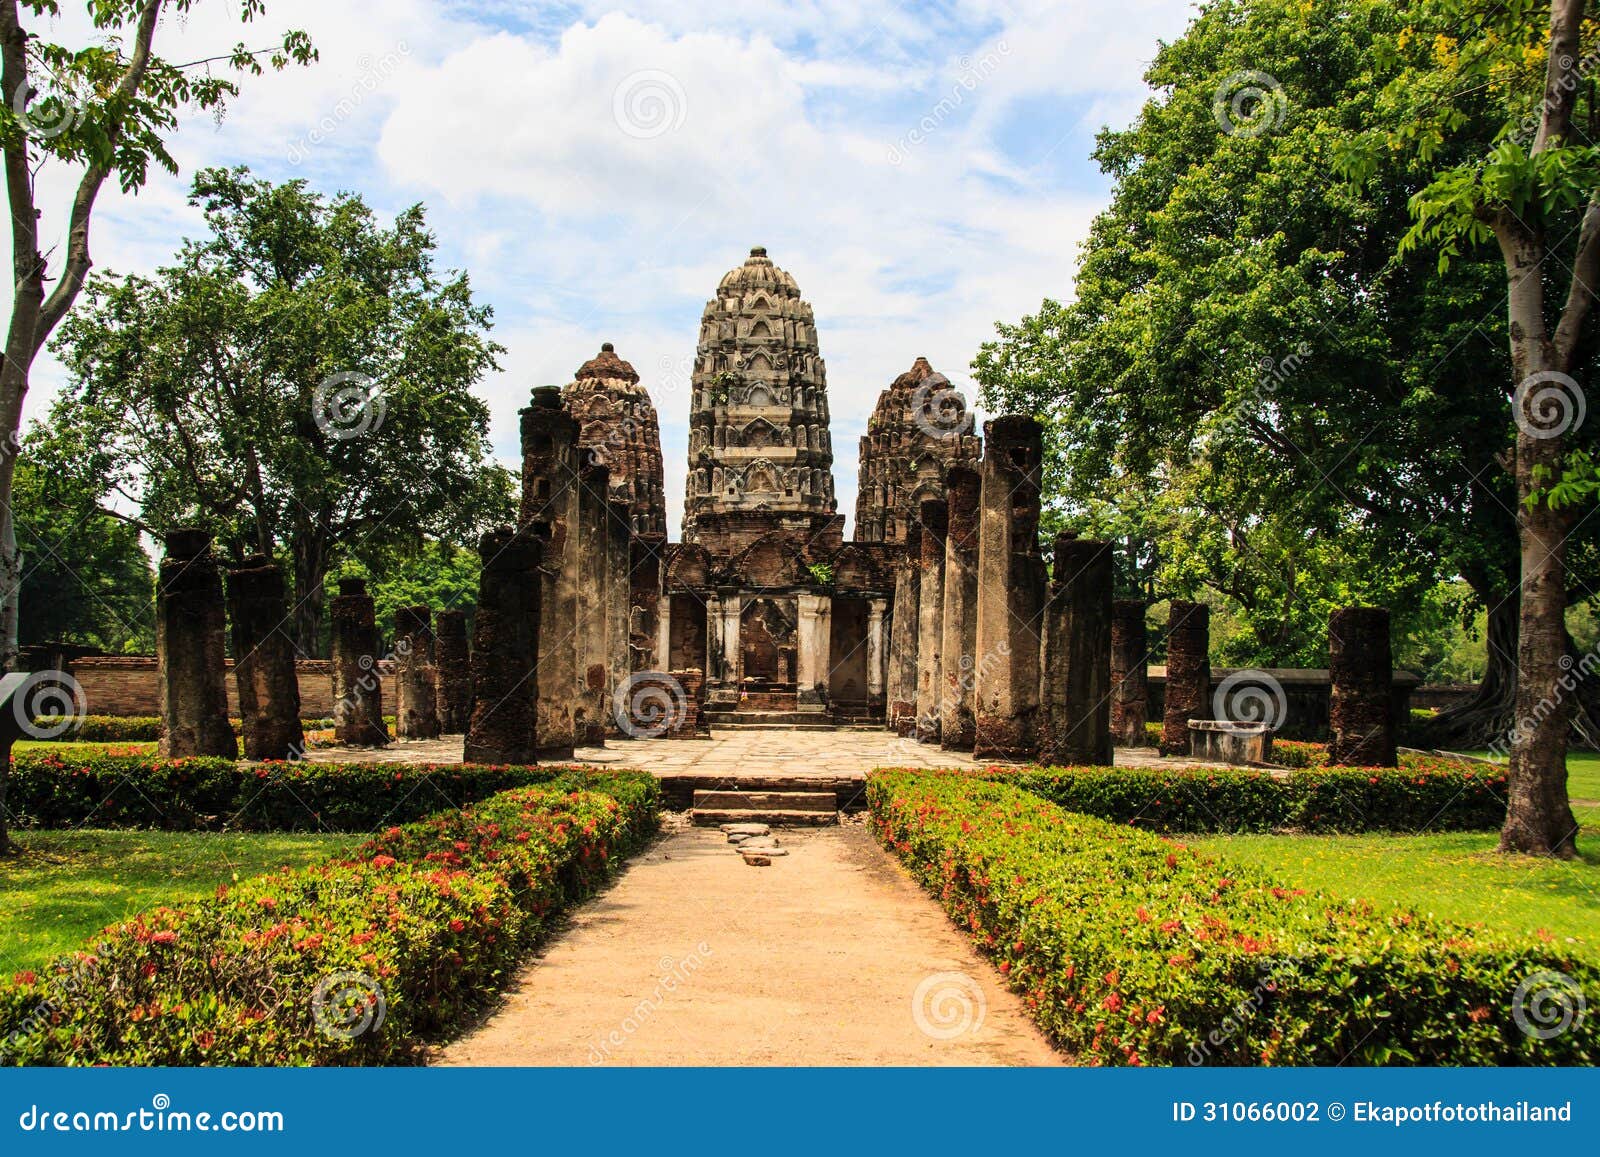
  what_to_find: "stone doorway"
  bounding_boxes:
[828,597,869,707]
[668,593,707,673]
[740,597,797,687]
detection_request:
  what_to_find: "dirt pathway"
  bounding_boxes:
[436,820,1062,1066]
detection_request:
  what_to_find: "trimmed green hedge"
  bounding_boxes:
[5,751,625,833]
[1004,757,1506,833]
[0,772,659,1065]
[27,716,394,743]
[869,769,1597,1066]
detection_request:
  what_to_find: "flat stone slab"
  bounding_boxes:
[740,853,773,866]
[694,809,838,827]
[695,789,837,813]
[720,822,771,837]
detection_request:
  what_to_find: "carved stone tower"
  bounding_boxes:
[683,247,840,560]
[563,342,667,540]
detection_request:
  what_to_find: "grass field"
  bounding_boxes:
[0,829,353,973]
[12,739,159,756]
[1191,830,1600,957]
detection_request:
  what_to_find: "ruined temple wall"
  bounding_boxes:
[520,385,581,758]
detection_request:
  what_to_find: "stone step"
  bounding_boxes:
[704,710,831,726]
[691,808,838,827]
[708,721,840,732]
[694,789,837,813]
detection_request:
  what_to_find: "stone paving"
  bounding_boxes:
[306,728,1206,779]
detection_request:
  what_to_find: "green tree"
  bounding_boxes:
[1342,0,1600,855]
[330,537,482,652]
[972,0,1577,731]
[41,167,514,653]
[0,0,314,854]
[12,455,153,651]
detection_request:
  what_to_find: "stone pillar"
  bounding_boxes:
[434,609,472,734]
[655,593,673,676]
[394,605,441,739]
[887,519,921,734]
[1039,534,1114,765]
[706,592,743,705]
[521,386,580,759]
[1111,600,1150,747]
[914,499,948,743]
[866,596,888,708]
[156,530,237,759]
[973,417,1047,761]
[1329,606,1397,767]
[606,498,634,733]
[796,591,832,712]
[574,460,611,746]
[463,526,542,764]
[632,535,665,673]
[330,578,388,746]
[940,466,981,751]
[1160,600,1210,756]
[225,556,304,761]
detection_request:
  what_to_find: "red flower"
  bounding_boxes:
[449,919,465,933]
[371,855,398,869]
[150,930,178,945]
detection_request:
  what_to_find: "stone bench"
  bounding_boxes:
[1187,719,1273,765]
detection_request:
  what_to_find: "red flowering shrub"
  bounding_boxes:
[872,757,1505,833]
[0,773,658,1065]
[868,770,1597,1066]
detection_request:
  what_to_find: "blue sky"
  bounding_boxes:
[20,0,1200,535]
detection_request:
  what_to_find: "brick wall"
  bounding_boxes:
[65,656,397,718]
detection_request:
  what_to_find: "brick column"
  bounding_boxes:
[156,530,236,758]
[394,605,441,739]
[575,460,611,746]
[225,556,304,761]
[914,498,948,743]
[434,609,472,734]
[330,578,388,746]
[1039,533,1113,765]
[521,386,580,759]
[940,466,980,751]
[464,526,541,764]
[606,498,634,732]
[973,417,1047,761]
[887,519,921,734]
[1111,599,1150,746]
[1329,606,1397,767]
[1160,600,1210,756]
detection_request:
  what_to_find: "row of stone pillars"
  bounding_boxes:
[884,415,1399,767]
[157,532,480,760]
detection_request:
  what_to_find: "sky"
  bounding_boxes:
[15,0,1200,538]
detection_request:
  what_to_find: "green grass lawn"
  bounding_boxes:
[0,829,353,974]
[12,739,159,756]
[1191,830,1600,958]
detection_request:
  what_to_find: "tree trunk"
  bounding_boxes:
[291,533,330,658]
[1429,590,1518,747]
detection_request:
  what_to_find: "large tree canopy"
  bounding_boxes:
[38,167,514,652]
[973,0,1597,737]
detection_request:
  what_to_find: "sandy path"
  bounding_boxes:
[435,820,1063,1066]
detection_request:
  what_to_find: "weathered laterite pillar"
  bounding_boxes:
[914,498,948,743]
[1160,600,1210,756]
[157,530,237,758]
[606,497,633,735]
[973,417,1047,761]
[576,459,611,747]
[434,609,472,733]
[1329,606,1397,767]
[225,556,304,761]
[521,386,581,760]
[887,519,922,735]
[940,466,981,751]
[395,605,441,739]
[630,535,665,673]
[464,526,542,764]
[1039,533,1113,765]
[330,578,388,746]
[1111,599,1150,747]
